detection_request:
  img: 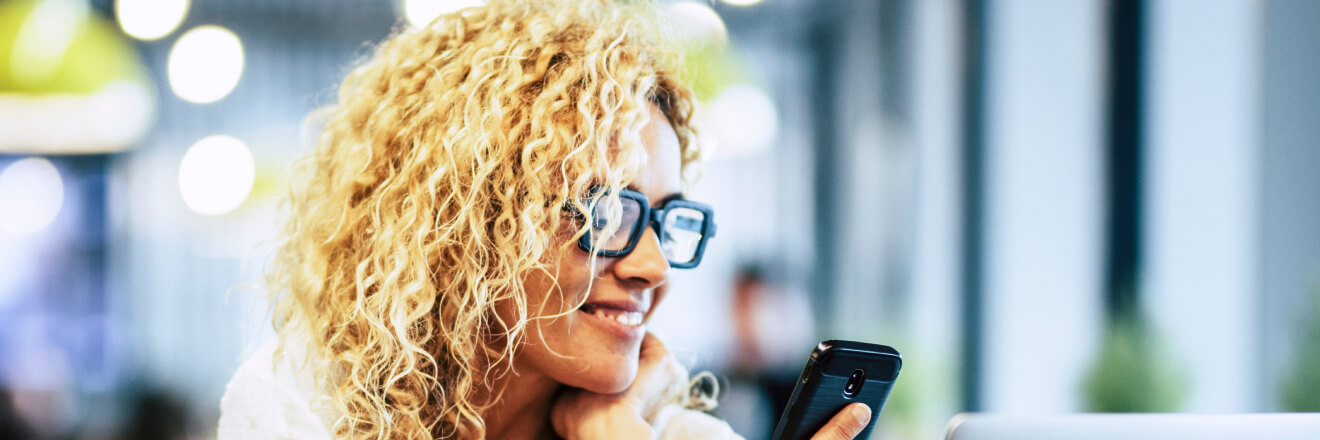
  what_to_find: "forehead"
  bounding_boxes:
[628,105,683,204]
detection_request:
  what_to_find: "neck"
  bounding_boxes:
[479,361,563,440]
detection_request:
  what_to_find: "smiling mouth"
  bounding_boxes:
[578,303,645,326]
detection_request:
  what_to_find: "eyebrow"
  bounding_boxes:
[625,183,684,206]
[658,192,685,205]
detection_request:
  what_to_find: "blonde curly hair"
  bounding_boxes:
[266,0,701,438]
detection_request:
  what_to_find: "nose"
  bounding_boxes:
[611,226,670,289]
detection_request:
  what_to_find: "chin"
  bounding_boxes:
[568,355,639,394]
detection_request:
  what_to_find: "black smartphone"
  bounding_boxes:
[770,340,902,440]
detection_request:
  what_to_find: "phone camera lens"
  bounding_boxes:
[843,368,866,398]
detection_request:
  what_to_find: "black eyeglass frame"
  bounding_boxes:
[570,186,717,269]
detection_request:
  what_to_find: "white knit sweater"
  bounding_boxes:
[217,341,742,439]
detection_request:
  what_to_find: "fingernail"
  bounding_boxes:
[853,404,872,428]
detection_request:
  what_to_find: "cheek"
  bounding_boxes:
[515,245,600,330]
[516,248,641,392]
[526,322,641,394]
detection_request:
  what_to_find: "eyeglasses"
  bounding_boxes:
[567,186,717,269]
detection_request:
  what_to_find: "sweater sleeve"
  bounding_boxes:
[651,404,745,440]
[217,342,333,440]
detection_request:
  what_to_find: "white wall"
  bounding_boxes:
[981,0,1106,413]
[1144,0,1260,412]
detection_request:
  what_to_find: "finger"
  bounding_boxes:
[638,333,684,382]
[636,332,686,380]
[631,333,686,418]
[639,332,669,360]
[550,389,578,437]
[810,403,871,440]
[636,333,676,376]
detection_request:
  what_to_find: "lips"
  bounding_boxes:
[580,303,645,325]
[578,300,649,340]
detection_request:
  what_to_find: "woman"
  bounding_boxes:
[218,0,871,438]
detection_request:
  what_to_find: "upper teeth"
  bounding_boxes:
[594,309,643,326]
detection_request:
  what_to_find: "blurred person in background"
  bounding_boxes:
[217,0,870,439]
[717,263,818,439]
[1,331,78,439]
[0,388,37,439]
[115,385,192,440]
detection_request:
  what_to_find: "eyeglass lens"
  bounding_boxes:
[586,195,707,265]
[588,196,641,251]
[661,206,706,264]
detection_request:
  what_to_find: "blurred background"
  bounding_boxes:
[1,0,1319,438]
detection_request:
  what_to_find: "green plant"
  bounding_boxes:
[680,42,747,102]
[1281,283,1320,411]
[1082,314,1187,412]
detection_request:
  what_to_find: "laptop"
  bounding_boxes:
[945,413,1320,440]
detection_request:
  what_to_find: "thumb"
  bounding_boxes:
[810,403,872,440]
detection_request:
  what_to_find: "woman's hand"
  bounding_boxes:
[551,332,688,439]
[810,402,873,440]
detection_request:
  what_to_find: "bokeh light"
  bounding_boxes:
[88,80,154,147]
[115,0,189,41]
[667,2,728,47]
[9,0,89,88]
[0,157,65,236]
[404,0,484,28]
[178,135,254,216]
[167,25,244,104]
[703,84,778,158]
[720,0,764,6]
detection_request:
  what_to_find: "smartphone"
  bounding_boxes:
[770,340,902,440]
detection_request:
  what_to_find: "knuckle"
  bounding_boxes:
[832,422,857,440]
[663,355,684,373]
[647,340,671,357]
[661,362,687,385]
